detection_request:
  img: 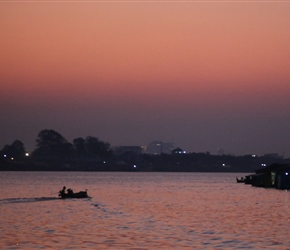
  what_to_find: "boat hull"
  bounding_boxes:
[59,191,88,199]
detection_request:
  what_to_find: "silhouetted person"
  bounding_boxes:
[59,186,66,196]
[67,188,73,194]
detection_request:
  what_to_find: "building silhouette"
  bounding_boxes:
[146,141,176,155]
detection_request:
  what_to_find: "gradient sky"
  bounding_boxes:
[1,0,290,156]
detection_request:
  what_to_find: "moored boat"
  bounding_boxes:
[236,177,245,183]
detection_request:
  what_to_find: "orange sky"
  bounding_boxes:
[1,1,290,156]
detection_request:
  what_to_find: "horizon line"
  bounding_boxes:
[1,0,289,3]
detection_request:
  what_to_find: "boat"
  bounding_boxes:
[236,177,245,183]
[59,186,88,199]
[59,191,88,199]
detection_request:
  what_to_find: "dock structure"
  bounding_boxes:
[240,163,290,189]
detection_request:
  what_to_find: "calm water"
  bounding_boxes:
[0,172,290,249]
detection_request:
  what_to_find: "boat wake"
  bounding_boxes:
[0,197,59,205]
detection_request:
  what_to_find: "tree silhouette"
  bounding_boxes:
[73,137,86,159]
[32,129,71,159]
[1,140,26,159]
[84,136,112,159]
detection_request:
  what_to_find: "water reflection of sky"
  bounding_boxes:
[0,172,290,249]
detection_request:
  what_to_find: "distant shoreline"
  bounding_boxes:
[1,155,288,173]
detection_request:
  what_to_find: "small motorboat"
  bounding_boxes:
[59,186,88,199]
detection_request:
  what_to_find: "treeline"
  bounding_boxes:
[0,129,289,172]
[1,129,111,160]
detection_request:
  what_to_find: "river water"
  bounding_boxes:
[0,171,290,249]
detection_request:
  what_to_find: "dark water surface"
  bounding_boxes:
[1,172,290,249]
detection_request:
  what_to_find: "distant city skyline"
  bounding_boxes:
[1,133,287,158]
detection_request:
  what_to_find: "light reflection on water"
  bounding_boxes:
[0,172,290,249]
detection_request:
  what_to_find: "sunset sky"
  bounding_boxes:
[1,0,290,156]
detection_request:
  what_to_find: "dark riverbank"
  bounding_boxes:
[2,129,288,172]
[1,152,288,172]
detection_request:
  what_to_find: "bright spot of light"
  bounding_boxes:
[133,165,137,168]
[25,153,29,157]
[11,157,14,160]
[4,154,7,158]
[286,172,288,176]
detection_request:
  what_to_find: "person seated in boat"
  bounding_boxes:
[59,186,66,196]
[67,188,74,194]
